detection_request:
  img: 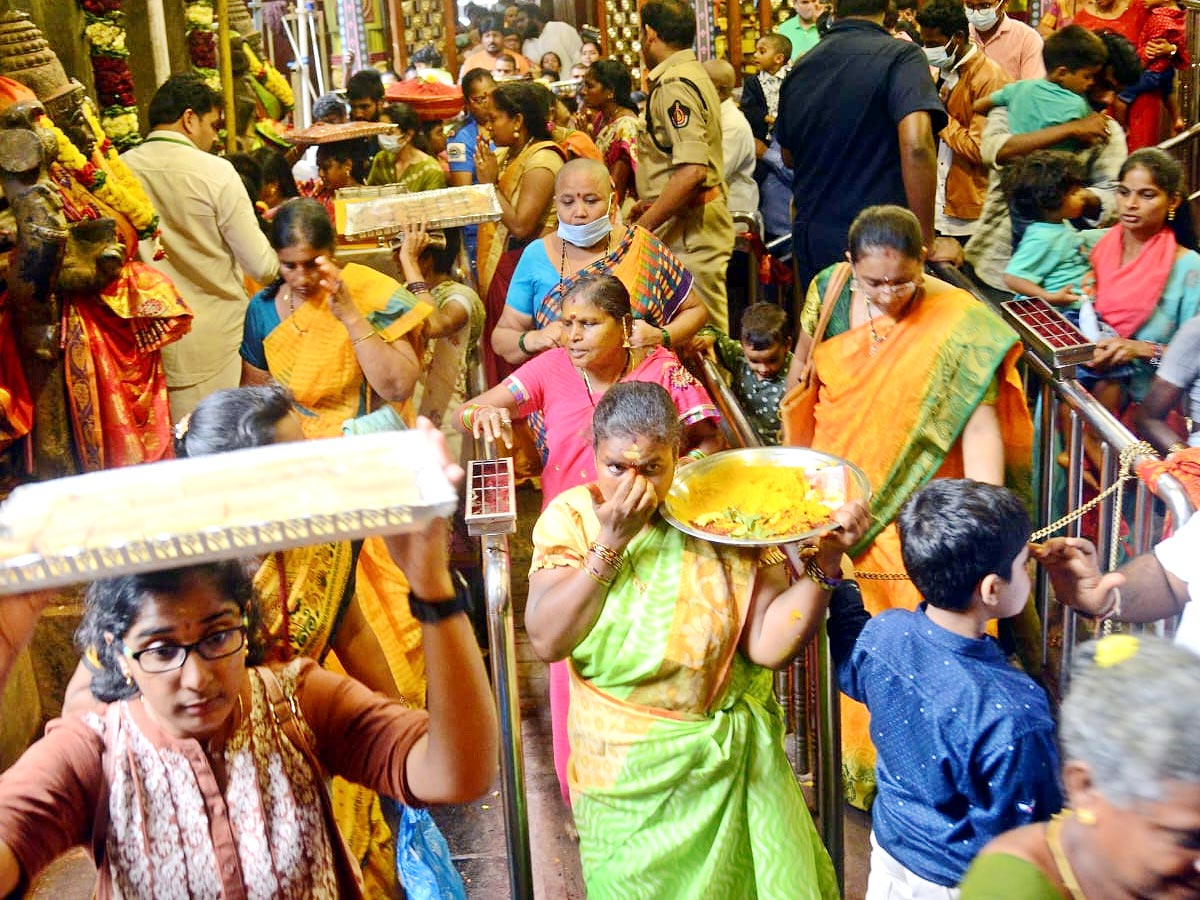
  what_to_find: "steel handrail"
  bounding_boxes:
[479,486,533,900]
[1157,121,1200,154]
[932,259,1195,687]
[464,346,533,899]
[695,354,844,894]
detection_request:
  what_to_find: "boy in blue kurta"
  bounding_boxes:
[828,480,1062,895]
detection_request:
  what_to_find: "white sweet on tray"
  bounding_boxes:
[0,431,456,559]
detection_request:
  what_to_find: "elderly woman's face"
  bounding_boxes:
[114,574,247,743]
[1117,164,1179,239]
[561,296,624,368]
[1092,780,1200,897]
[555,167,611,225]
[594,433,677,507]
[848,246,925,320]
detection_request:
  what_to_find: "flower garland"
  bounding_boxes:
[243,43,293,110]
[36,109,163,256]
[77,0,142,149]
[185,0,221,90]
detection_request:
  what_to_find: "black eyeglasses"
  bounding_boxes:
[121,626,247,674]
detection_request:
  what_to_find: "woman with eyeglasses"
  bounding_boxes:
[0,420,498,898]
[782,204,1034,809]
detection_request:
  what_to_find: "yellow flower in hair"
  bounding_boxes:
[1094,634,1140,668]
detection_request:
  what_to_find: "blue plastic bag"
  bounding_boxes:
[394,803,468,900]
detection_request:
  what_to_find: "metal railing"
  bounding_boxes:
[464,349,534,899]
[928,263,1195,688]
[1024,356,1193,691]
[696,356,845,894]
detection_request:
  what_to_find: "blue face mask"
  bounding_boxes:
[557,212,613,248]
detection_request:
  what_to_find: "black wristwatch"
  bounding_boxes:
[408,582,472,622]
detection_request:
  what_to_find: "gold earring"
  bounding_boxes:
[1075,808,1097,826]
[1169,206,1178,221]
[123,670,133,687]
[622,320,632,349]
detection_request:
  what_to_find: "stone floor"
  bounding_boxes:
[21,482,871,898]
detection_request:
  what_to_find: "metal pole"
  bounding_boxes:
[1060,409,1085,692]
[217,0,239,152]
[1036,381,1057,676]
[296,6,312,126]
[815,619,843,894]
[482,532,534,899]
[145,0,171,87]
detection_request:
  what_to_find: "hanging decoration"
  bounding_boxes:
[185,0,221,89]
[78,0,141,148]
[243,42,293,111]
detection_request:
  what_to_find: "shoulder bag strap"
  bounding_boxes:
[801,261,852,387]
[258,667,366,899]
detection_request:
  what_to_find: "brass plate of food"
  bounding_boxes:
[662,447,871,546]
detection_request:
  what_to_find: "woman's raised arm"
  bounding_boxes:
[383,420,498,803]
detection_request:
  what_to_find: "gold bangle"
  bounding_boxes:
[584,564,613,587]
[352,330,379,346]
[590,542,624,571]
[1166,441,1189,458]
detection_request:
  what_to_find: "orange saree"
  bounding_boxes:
[788,270,1033,807]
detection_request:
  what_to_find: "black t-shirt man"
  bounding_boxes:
[775,18,946,288]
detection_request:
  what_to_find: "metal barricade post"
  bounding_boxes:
[463,352,534,899]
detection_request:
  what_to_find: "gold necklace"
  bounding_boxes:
[284,286,307,335]
[559,231,613,280]
[578,349,633,405]
[863,296,890,354]
[1046,812,1088,900]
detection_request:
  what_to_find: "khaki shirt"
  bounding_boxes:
[636,49,725,201]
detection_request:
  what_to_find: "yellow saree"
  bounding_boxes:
[476,139,565,298]
[261,264,433,896]
[792,269,1033,808]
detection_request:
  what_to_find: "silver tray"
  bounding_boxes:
[338,183,502,239]
[0,432,457,594]
[661,447,871,547]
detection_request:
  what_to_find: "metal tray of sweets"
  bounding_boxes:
[0,432,457,594]
[337,183,502,240]
[661,447,871,547]
[1000,297,1095,374]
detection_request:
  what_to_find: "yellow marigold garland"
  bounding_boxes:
[37,113,162,250]
[243,43,294,110]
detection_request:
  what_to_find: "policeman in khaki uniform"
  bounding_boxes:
[632,0,735,333]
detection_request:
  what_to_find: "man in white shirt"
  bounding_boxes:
[516,2,582,71]
[703,59,758,215]
[123,74,278,420]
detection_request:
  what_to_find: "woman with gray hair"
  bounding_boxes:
[960,634,1200,898]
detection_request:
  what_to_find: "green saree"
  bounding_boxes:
[531,485,839,900]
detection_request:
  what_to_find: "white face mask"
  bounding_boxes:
[966,4,999,30]
[557,213,613,248]
[922,41,955,69]
[378,135,402,152]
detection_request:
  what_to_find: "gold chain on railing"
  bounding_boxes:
[850,442,1157,584]
[1028,442,1155,544]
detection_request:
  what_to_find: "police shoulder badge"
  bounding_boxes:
[668,99,691,128]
